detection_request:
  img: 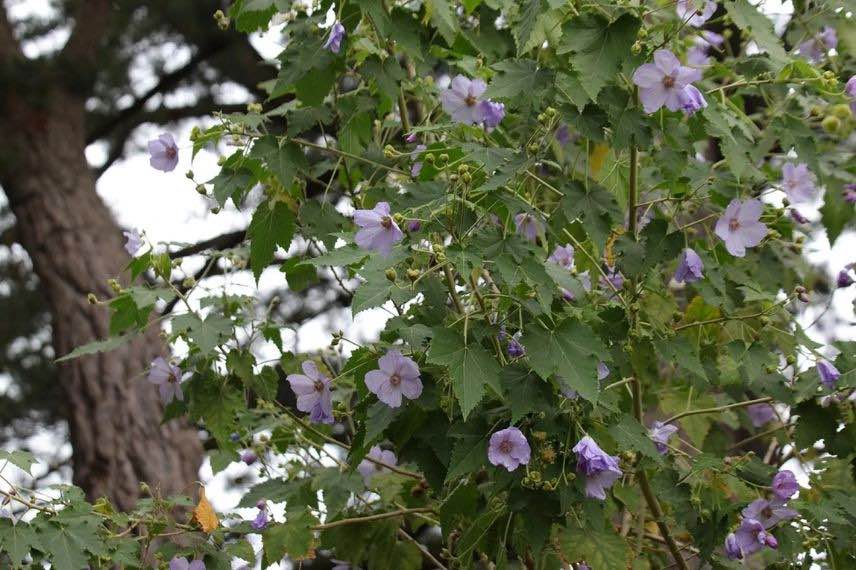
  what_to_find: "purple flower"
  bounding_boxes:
[677,84,707,115]
[746,403,776,428]
[123,230,143,256]
[507,336,526,359]
[148,133,179,172]
[781,163,816,204]
[817,360,840,388]
[487,427,531,472]
[514,213,542,242]
[147,357,183,404]
[599,267,624,290]
[844,184,856,204]
[728,518,779,559]
[572,436,623,500]
[632,49,702,114]
[674,248,704,283]
[170,557,206,570]
[286,361,334,424]
[687,31,724,66]
[724,532,742,560]
[365,349,423,407]
[405,132,418,143]
[790,209,809,224]
[742,498,798,529]
[837,270,854,288]
[847,76,856,114]
[410,144,426,177]
[324,21,345,53]
[649,421,678,454]
[479,100,505,131]
[357,445,397,485]
[560,381,578,399]
[251,501,269,530]
[797,26,837,63]
[440,75,488,125]
[548,244,575,269]
[353,202,404,256]
[555,124,571,145]
[676,0,717,27]
[406,219,421,232]
[597,361,610,381]
[714,199,768,257]
[771,470,799,501]
[241,450,257,465]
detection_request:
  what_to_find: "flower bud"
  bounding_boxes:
[182,277,196,288]
[108,279,122,293]
[831,104,853,120]
[438,153,449,164]
[462,172,472,183]
[383,144,397,158]
[432,243,445,254]
[406,268,420,281]
[196,185,207,195]
[185,170,194,179]
[87,293,98,304]
[247,102,263,114]
[821,115,841,133]
[385,268,397,282]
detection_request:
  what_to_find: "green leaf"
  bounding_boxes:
[55,335,135,363]
[172,313,233,356]
[280,258,317,292]
[559,13,640,99]
[724,0,788,68]
[514,0,543,55]
[485,59,552,100]
[0,520,40,568]
[521,319,607,402]
[607,414,663,463]
[302,246,368,267]
[0,450,37,474]
[249,137,308,188]
[248,200,296,281]
[556,523,630,569]
[427,328,502,419]
[262,508,319,564]
[187,373,244,444]
[501,366,551,422]
[425,0,459,45]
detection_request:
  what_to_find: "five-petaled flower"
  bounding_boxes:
[440,75,505,129]
[286,361,334,424]
[771,470,799,501]
[353,201,404,256]
[488,427,531,472]
[781,163,817,203]
[572,436,623,500]
[169,557,206,570]
[147,357,183,404]
[357,445,397,485]
[632,50,703,114]
[514,213,542,242]
[324,21,345,54]
[123,229,143,256]
[746,403,776,427]
[673,248,704,283]
[148,133,179,172]
[714,199,768,257]
[649,421,678,454]
[365,349,423,408]
[548,244,575,269]
[797,26,837,63]
[676,0,717,27]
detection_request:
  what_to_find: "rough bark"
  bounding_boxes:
[0,83,203,510]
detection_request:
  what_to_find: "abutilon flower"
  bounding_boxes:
[506,335,526,359]
[687,31,724,66]
[251,500,269,530]
[555,124,571,145]
[406,219,421,232]
[714,199,768,257]
[597,361,610,381]
[649,421,678,454]
[513,212,542,242]
[169,557,206,570]
[440,75,505,129]
[479,100,506,131]
[746,403,776,427]
[725,518,778,560]
[677,84,707,115]
[147,357,183,404]
[548,244,575,269]
[817,359,840,388]
[742,498,797,529]
[771,470,799,501]
[599,267,624,291]
[632,49,703,114]
[673,248,704,283]
[365,349,423,407]
[676,0,717,27]
[286,361,334,424]
[797,26,837,63]
[781,163,817,203]
[846,76,856,113]
[353,201,404,256]
[148,133,179,172]
[357,445,397,484]
[487,427,531,472]
[123,230,143,256]
[790,209,809,224]
[572,436,623,500]
[410,144,426,177]
[241,450,258,465]
[844,184,856,204]
[323,21,345,53]
[837,270,854,288]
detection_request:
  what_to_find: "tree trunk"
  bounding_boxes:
[0,85,203,510]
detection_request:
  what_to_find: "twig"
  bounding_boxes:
[663,396,773,425]
[313,507,435,530]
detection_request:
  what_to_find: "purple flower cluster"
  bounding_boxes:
[147,357,183,404]
[324,21,346,54]
[724,471,799,560]
[286,361,334,424]
[676,0,716,27]
[781,163,817,204]
[357,445,397,485]
[714,199,768,257]
[148,133,179,172]
[673,248,704,284]
[572,436,622,500]
[353,202,404,256]
[487,427,531,472]
[365,349,423,407]
[441,75,505,130]
[632,50,705,115]
[797,26,837,63]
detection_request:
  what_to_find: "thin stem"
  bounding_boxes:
[664,396,773,425]
[289,137,407,175]
[443,265,465,313]
[398,528,448,570]
[628,145,638,238]
[313,507,435,530]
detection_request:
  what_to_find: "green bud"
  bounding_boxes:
[432,243,445,254]
[87,293,98,304]
[527,142,539,153]
[425,153,436,164]
[406,268,420,281]
[247,102,263,114]
[196,184,207,195]
[182,277,196,288]
[821,115,841,133]
[462,172,472,183]
[108,279,122,293]
[831,104,853,120]
[393,212,404,224]
[439,153,449,164]
[211,207,221,214]
[786,354,796,365]
[385,268,397,282]
[383,144,397,158]
[457,164,469,175]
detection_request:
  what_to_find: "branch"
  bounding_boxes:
[313,508,435,531]
[168,230,247,259]
[0,4,21,62]
[664,397,773,425]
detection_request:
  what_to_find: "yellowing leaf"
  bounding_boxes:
[589,142,610,175]
[193,486,219,533]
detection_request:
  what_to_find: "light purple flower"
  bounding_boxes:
[560,381,578,399]
[781,163,816,204]
[687,31,724,66]
[714,199,768,257]
[405,132,418,144]
[548,244,575,269]
[572,436,623,500]
[790,209,808,224]
[844,184,856,204]
[817,360,840,388]
[742,498,798,529]
[324,21,345,53]
[649,421,678,454]
[632,49,702,114]
[837,270,854,288]
[847,76,856,114]
[488,427,531,472]
[771,470,799,501]
[479,100,505,131]
[677,84,707,115]
[286,361,334,424]
[251,501,269,530]
[726,518,778,559]
[357,445,397,485]
[148,133,179,172]
[597,361,610,381]
[599,267,624,290]
[365,349,423,407]
[674,248,704,283]
[353,201,404,256]
[170,557,205,570]
[514,213,542,242]
[507,335,526,359]
[123,230,143,256]
[746,403,776,427]
[724,532,742,560]
[676,0,717,27]
[440,75,488,125]
[797,26,837,63]
[410,144,426,177]
[147,357,183,404]
[555,124,571,145]
[241,450,257,465]
[406,219,421,232]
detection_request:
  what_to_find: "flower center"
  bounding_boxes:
[381,216,393,229]
[499,440,512,454]
[729,218,740,232]
[662,75,676,88]
[389,374,401,386]
[465,95,477,107]
[762,506,773,518]
[165,146,177,159]
[313,380,325,392]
